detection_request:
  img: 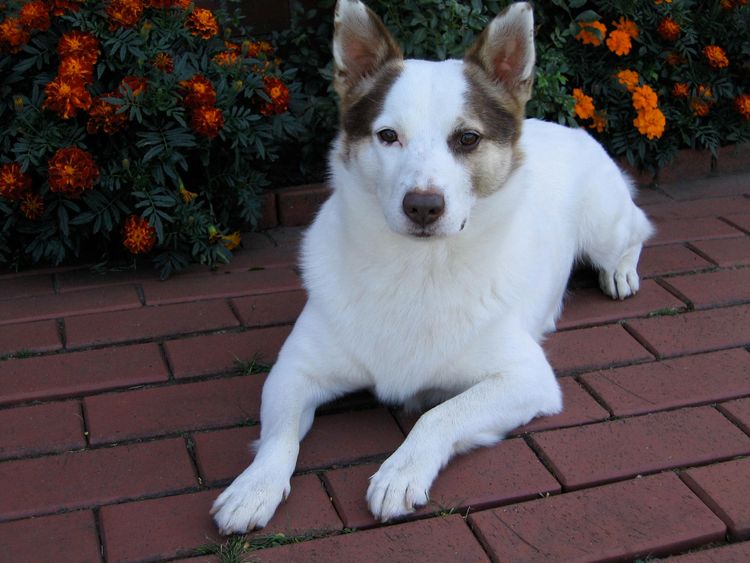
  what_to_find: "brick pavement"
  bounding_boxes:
[0,171,749,561]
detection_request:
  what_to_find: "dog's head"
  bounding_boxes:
[332,0,535,238]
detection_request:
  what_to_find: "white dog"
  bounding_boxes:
[212,0,653,534]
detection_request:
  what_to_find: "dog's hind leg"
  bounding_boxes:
[366,326,562,522]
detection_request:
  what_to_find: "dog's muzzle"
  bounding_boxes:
[402,190,445,228]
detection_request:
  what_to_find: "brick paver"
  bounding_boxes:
[668,542,750,562]
[0,274,54,301]
[0,400,85,460]
[662,268,750,309]
[643,195,750,220]
[638,244,713,277]
[724,213,750,233]
[690,237,750,267]
[646,217,744,246]
[0,319,62,356]
[719,397,750,434]
[231,290,307,327]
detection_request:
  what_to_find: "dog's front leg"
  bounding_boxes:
[367,329,562,521]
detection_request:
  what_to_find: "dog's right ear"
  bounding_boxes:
[332,0,402,100]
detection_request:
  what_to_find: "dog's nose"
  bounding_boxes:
[402,191,445,227]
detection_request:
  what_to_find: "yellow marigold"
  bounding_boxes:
[589,112,607,133]
[19,1,51,32]
[190,106,224,138]
[106,0,144,29]
[606,29,632,56]
[575,20,607,47]
[613,17,638,39]
[703,45,729,69]
[0,162,32,202]
[672,83,689,98]
[43,76,93,119]
[657,17,680,41]
[222,231,241,250]
[632,84,658,112]
[58,56,94,84]
[633,108,666,140]
[572,88,595,120]
[616,69,639,92]
[20,193,44,220]
[735,94,750,120]
[152,52,174,72]
[0,17,31,53]
[48,147,99,198]
[123,215,156,254]
[186,7,219,40]
[58,31,99,66]
[179,186,198,203]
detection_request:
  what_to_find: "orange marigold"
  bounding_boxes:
[186,8,219,40]
[616,69,639,92]
[244,40,273,58]
[87,93,129,134]
[735,94,750,120]
[58,31,99,66]
[606,29,632,56]
[48,147,99,198]
[212,50,239,67]
[0,17,30,53]
[148,0,185,7]
[575,21,606,47]
[589,112,607,133]
[58,56,95,84]
[672,83,689,98]
[657,17,680,41]
[49,0,85,16]
[20,193,44,220]
[665,52,685,66]
[0,162,32,202]
[572,88,595,120]
[152,52,174,72]
[632,84,658,112]
[633,108,666,140]
[613,17,638,39]
[179,75,217,108]
[19,1,51,32]
[123,215,156,254]
[260,76,290,116]
[106,0,144,29]
[691,99,711,117]
[43,76,93,119]
[703,45,729,69]
[190,106,224,138]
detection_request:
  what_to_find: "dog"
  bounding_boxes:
[211,0,654,534]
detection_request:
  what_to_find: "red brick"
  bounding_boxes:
[545,324,653,374]
[657,149,713,185]
[0,511,101,562]
[0,284,141,326]
[662,268,750,309]
[643,196,750,221]
[647,217,743,247]
[716,144,750,175]
[557,280,686,330]
[682,457,750,540]
[141,268,301,306]
[231,290,306,327]
[165,326,291,379]
[265,226,305,248]
[468,473,725,561]
[634,187,671,205]
[0,274,54,301]
[0,438,196,521]
[85,375,265,445]
[323,439,559,529]
[582,349,750,416]
[56,267,159,292]
[218,245,299,273]
[0,401,85,460]
[101,477,341,562]
[626,305,750,358]
[668,542,750,562]
[0,344,168,406]
[724,214,750,234]
[690,237,750,267]
[530,406,750,490]
[257,190,279,229]
[194,409,404,483]
[638,244,713,277]
[257,515,488,562]
[275,184,330,227]
[661,172,750,200]
[64,300,239,347]
[719,397,750,435]
[0,319,62,356]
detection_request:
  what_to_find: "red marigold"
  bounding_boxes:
[260,76,289,116]
[186,8,219,40]
[19,1,51,32]
[49,0,85,16]
[106,0,145,29]
[734,94,750,120]
[213,50,239,67]
[152,52,174,72]
[190,106,224,138]
[123,215,156,254]
[0,162,32,202]
[657,17,680,41]
[43,76,93,119]
[48,147,99,198]
[148,0,181,7]
[20,193,44,220]
[244,40,273,58]
[0,17,30,53]
[120,75,148,97]
[58,31,99,66]
[691,99,711,117]
[58,56,95,84]
[87,93,129,134]
[575,21,607,47]
[179,75,217,108]
[672,83,689,98]
[665,52,685,66]
[606,29,632,56]
[703,45,729,69]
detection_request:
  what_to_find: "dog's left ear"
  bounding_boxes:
[465,2,536,104]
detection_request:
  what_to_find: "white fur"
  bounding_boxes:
[211,1,653,534]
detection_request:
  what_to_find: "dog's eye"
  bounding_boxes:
[377,128,399,144]
[459,131,480,147]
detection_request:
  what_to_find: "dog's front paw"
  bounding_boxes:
[366,452,436,522]
[599,267,639,300]
[210,466,290,535]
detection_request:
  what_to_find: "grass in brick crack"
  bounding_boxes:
[0,349,34,361]
[194,530,337,561]
[647,307,684,317]
[233,354,272,375]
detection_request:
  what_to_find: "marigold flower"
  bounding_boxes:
[106,0,145,29]
[43,76,93,119]
[87,93,129,134]
[616,69,639,92]
[588,112,607,133]
[190,106,224,138]
[665,52,684,66]
[58,31,99,66]
[633,108,665,140]
[572,88,595,120]
[672,83,689,98]
[0,17,30,53]
[19,1,51,32]
[260,76,290,116]
[606,29,632,56]
[120,75,148,97]
[222,231,241,250]
[123,215,156,254]
[179,75,217,108]
[613,17,638,40]
[244,39,274,58]
[654,0,673,4]
[49,0,85,16]
[657,17,680,41]
[703,45,729,69]
[691,99,711,117]
[212,50,239,67]
[20,193,44,220]
[0,162,32,202]
[48,147,99,198]
[58,56,95,84]
[735,94,750,120]
[632,85,658,112]
[179,186,198,203]
[148,0,182,7]
[152,52,174,72]
[186,8,219,40]
[575,21,606,47]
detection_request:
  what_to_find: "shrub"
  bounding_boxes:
[0,0,302,277]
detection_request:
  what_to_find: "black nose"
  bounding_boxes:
[402,191,445,227]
